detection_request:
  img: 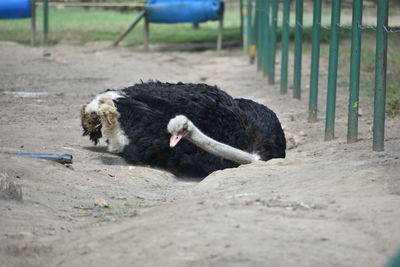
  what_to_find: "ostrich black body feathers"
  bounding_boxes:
[82,81,286,178]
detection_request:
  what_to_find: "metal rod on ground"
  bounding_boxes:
[262,0,271,77]
[268,0,278,85]
[347,0,363,143]
[10,152,73,164]
[143,12,149,51]
[43,0,48,45]
[373,0,388,151]
[112,10,145,47]
[280,0,291,94]
[308,0,322,122]
[293,0,303,100]
[324,0,341,141]
[31,0,36,46]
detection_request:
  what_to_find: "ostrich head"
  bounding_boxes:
[80,105,102,145]
[167,115,193,148]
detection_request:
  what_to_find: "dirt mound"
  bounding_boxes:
[1,42,399,267]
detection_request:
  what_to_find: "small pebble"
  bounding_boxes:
[299,131,307,137]
[92,205,102,217]
[94,198,108,207]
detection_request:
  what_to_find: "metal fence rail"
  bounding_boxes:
[242,0,392,151]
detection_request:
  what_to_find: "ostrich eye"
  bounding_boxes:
[183,122,188,130]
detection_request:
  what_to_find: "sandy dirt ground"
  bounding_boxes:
[0,41,399,267]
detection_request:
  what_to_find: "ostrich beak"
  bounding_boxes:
[170,134,183,148]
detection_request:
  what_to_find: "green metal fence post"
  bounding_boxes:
[258,0,267,73]
[243,0,249,53]
[347,0,363,143]
[43,0,49,45]
[240,0,244,48]
[255,0,262,70]
[258,0,264,72]
[280,0,291,94]
[373,0,388,151]
[293,0,303,99]
[31,0,36,46]
[268,0,278,84]
[324,0,341,141]
[246,0,254,55]
[308,0,322,122]
[262,0,271,77]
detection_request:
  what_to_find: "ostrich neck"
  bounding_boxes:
[185,123,259,165]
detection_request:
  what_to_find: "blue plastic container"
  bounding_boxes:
[0,0,31,19]
[145,0,221,24]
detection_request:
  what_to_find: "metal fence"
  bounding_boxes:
[242,0,396,151]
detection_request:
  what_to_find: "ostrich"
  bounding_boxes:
[81,81,286,178]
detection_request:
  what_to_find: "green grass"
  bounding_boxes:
[332,32,400,116]
[0,5,241,47]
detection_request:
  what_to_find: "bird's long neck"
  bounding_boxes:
[185,122,259,165]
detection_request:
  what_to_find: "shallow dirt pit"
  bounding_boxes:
[0,41,399,267]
